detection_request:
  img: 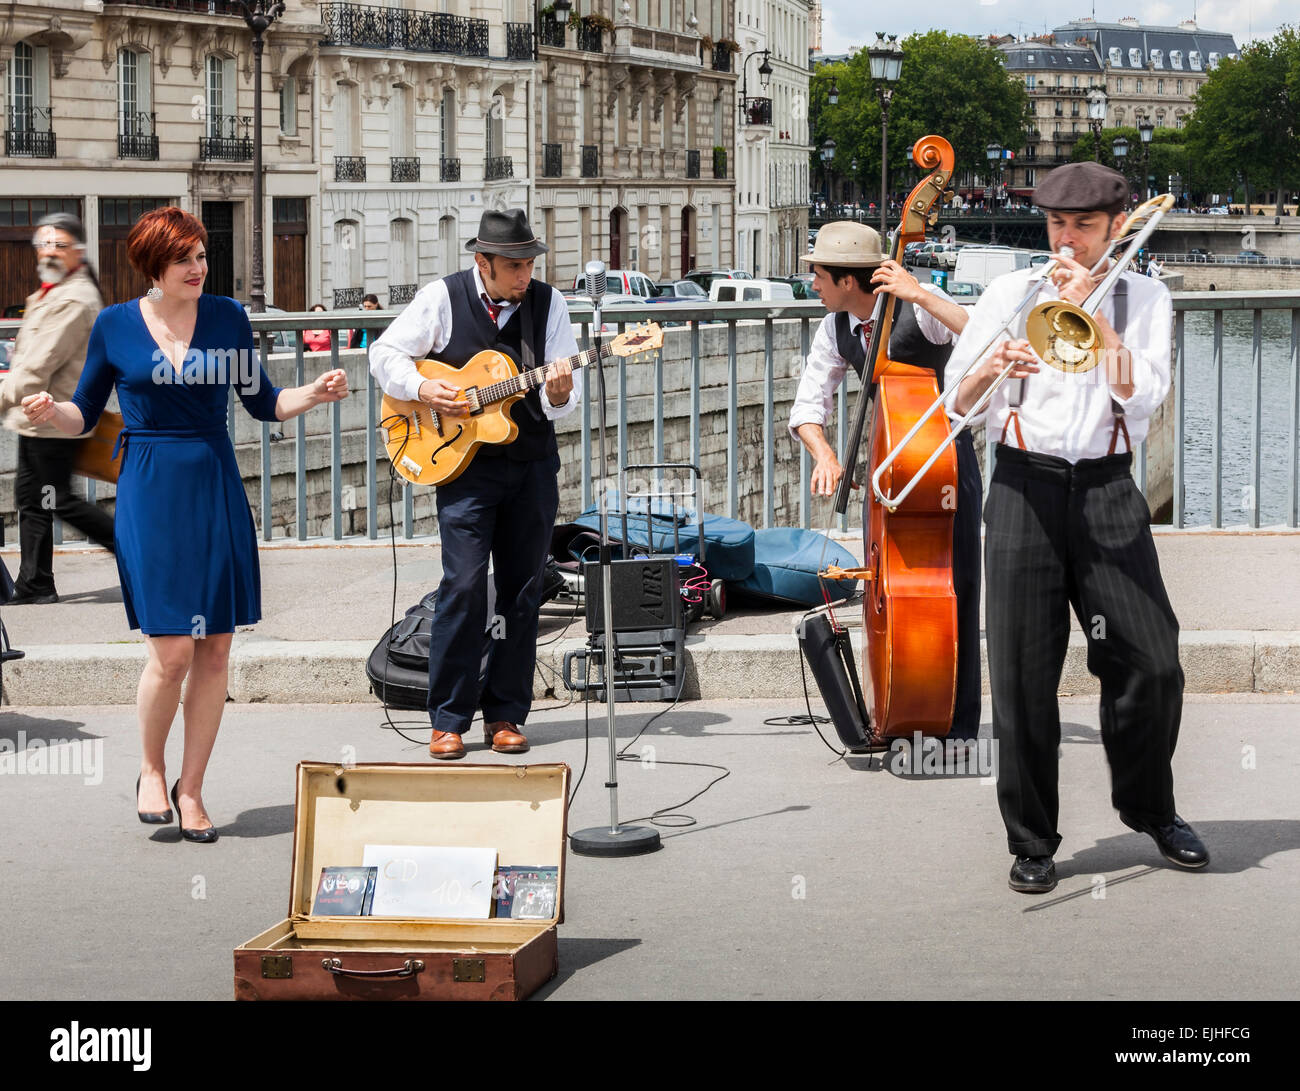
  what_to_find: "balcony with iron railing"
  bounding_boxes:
[320,3,489,58]
[542,143,562,177]
[199,114,251,161]
[581,145,599,178]
[577,21,603,53]
[440,156,461,182]
[335,155,367,182]
[485,155,514,181]
[712,147,727,179]
[333,287,363,309]
[390,156,420,182]
[744,97,772,126]
[388,283,417,305]
[5,107,56,158]
[687,149,700,179]
[712,43,733,71]
[537,15,566,48]
[506,22,533,60]
[118,112,159,160]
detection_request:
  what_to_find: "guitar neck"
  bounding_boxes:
[475,342,609,408]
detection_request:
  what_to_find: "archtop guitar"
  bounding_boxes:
[381,322,663,486]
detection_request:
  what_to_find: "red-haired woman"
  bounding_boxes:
[21,206,349,843]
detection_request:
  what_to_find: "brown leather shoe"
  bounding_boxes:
[483,721,529,753]
[429,730,466,760]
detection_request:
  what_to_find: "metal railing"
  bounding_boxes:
[440,156,461,182]
[543,143,562,177]
[686,149,700,179]
[390,156,420,182]
[117,112,158,159]
[577,21,603,53]
[388,283,417,305]
[537,15,565,48]
[334,155,367,182]
[17,293,1295,544]
[103,0,243,11]
[199,114,251,161]
[744,97,772,126]
[581,144,599,178]
[1149,252,1300,267]
[485,155,513,181]
[506,21,533,60]
[320,3,489,57]
[5,106,55,158]
[333,287,363,309]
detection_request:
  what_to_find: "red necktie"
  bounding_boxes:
[481,293,503,323]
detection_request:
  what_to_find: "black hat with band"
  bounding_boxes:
[465,208,550,258]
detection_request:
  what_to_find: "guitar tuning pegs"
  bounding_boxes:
[944,189,956,202]
[927,210,939,226]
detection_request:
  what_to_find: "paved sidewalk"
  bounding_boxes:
[3,529,1300,704]
[0,697,1295,1001]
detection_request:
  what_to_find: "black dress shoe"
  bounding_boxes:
[7,590,58,605]
[1008,855,1057,894]
[1120,812,1208,869]
[136,774,174,824]
[171,781,219,844]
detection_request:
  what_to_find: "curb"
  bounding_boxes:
[4,631,1298,706]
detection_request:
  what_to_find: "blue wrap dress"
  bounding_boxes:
[71,294,282,635]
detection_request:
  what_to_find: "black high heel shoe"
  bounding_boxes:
[137,774,174,824]
[171,781,219,844]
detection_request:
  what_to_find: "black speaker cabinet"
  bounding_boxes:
[583,558,682,634]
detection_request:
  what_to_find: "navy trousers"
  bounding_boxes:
[984,445,1183,857]
[426,453,559,735]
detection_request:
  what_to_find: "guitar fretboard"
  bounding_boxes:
[474,344,608,408]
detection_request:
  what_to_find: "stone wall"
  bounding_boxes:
[1169,264,1300,292]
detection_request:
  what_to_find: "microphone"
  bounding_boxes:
[585,260,607,306]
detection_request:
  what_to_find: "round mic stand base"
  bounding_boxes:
[570,823,661,857]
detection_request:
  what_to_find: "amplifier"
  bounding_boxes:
[583,558,682,634]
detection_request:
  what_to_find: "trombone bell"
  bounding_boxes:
[1025,300,1104,373]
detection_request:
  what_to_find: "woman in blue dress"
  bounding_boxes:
[22,206,348,842]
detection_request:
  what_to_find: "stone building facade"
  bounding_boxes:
[534,0,737,288]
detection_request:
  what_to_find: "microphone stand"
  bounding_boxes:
[570,284,661,858]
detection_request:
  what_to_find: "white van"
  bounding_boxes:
[573,269,656,298]
[953,246,1032,288]
[709,278,796,303]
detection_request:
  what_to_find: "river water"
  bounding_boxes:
[1179,308,1298,527]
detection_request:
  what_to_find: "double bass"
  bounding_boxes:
[829,135,959,740]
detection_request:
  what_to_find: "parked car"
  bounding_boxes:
[953,246,1032,288]
[650,279,708,301]
[1238,249,1268,264]
[709,278,796,303]
[944,280,984,301]
[1206,206,1230,215]
[241,303,296,353]
[573,268,657,298]
[567,293,647,333]
[788,272,819,299]
[684,270,736,292]
[1186,248,1214,263]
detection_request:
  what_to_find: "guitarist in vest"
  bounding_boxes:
[369,209,581,760]
[788,221,982,742]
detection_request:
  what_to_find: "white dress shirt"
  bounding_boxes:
[788,284,957,442]
[942,268,1171,463]
[368,265,582,418]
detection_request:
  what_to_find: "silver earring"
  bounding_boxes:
[146,285,162,302]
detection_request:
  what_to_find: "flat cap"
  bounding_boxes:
[1034,161,1128,212]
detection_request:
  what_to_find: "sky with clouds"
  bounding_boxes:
[818,1,1291,55]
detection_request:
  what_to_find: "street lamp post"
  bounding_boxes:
[1138,116,1154,201]
[820,138,836,216]
[738,47,773,126]
[986,143,1002,244]
[1087,86,1108,164]
[238,1,286,315]
[1112,134,1129,200]
[867,32,904,238]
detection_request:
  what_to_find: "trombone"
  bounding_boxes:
[870,193,1176,512]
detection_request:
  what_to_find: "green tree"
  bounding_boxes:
[809,31,1030,207]
[1072,127,1189,202]
[1184,26,1300,214]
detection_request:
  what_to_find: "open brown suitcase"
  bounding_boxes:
[234,761,569,1001]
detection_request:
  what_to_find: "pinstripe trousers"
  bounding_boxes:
[984,444,1184,857]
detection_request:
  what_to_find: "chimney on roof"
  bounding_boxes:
[1179,19,1197,30]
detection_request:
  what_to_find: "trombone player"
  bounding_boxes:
[945,161,1207,894]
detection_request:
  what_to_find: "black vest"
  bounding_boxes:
[834,299,954,384]
[442,268,557,463]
